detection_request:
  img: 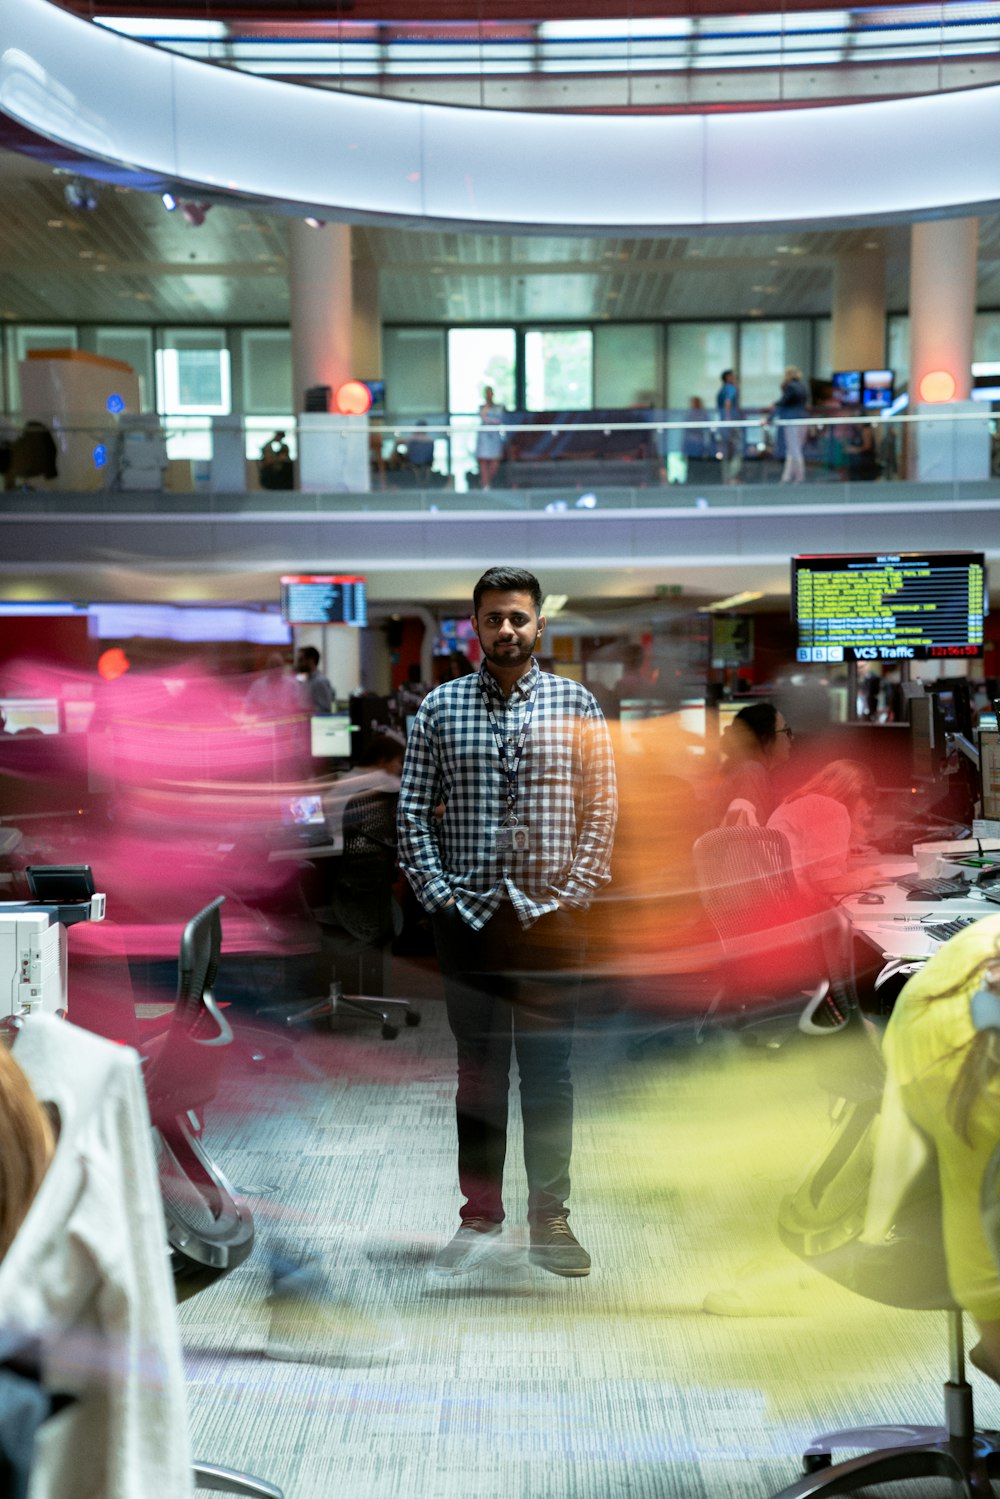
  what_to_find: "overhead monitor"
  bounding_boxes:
[792,552,986,664]
[280,575,367,626]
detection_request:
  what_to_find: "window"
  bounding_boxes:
[524,329,592,410]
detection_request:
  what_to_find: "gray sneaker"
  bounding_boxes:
[432,1219,503,1276]
[529,1214,591,1277]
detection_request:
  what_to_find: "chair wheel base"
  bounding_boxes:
[404,1010,421,1026]
[381,1023,399,1039]
[802,1453,832,1474]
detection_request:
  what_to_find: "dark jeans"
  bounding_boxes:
[431,901,585,1226]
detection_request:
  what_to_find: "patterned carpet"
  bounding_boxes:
[178,959,994,1499]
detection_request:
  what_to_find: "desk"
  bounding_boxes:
[843,862,998,987]
[267,833,343,862]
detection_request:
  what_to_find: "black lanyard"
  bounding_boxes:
[478,676,538,822]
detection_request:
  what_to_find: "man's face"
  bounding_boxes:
[295,650,312,674]
[472,590,543,673]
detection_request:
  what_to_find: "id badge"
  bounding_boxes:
[495,824,530,853]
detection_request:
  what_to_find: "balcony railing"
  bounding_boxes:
[1,407,997,506]
[92,3,1000,110]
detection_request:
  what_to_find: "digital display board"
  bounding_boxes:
[792,552,986,663]
[280,575,367,626]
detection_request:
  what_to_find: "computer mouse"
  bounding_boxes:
[856,892,885,905]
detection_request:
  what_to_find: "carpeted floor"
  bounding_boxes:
[178,958,995,1499]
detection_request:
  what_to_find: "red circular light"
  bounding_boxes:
[335,380,373,416]
[98,647,130,681]
[918,369,957,404]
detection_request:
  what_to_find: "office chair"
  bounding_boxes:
[691,825,853,1047]
[271,789,420,1040]
[139,896,255,1284]
[768,1071,1000,1493]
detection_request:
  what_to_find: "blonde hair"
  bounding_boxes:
[783,758,876,812]
[785,365,804,382]
[0,1043,55,1260]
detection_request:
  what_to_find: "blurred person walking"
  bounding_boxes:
[398,566,617,1278]
[768,366,810,483]
[475,386,505,491]
[715,368,743,485]
[295,645,334,715]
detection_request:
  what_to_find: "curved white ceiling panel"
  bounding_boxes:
[2,0,999,232]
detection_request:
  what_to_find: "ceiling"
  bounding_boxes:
[5,145,1000,329]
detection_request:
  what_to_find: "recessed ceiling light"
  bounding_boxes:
[47,219,65,229]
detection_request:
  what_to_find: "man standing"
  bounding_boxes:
[715,367,743,485]
[398,566,617,1278]
[295,645,334,715]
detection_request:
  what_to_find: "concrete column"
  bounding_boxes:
[831,247,885,373]
[909,217,978,403]
[351,248,382,383]
[288,220,352,414]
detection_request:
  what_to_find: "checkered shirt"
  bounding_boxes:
[397,660,618,930]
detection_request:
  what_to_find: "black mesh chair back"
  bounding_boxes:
[692,824,856,1034]
[176,895,228,1042]
[139,895,256,1287]
[331,791,399,949]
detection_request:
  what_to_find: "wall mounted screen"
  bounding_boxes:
[280,575,367,626]
[792,552,987,663]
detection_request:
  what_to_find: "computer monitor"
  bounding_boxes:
[931,680,974,740]
[862,369,894,411]
[310,714,353,760]
[831,370,862,407]
[0,698,61,735]
[281,794,326,831]
[980,729,1000,819]
[909,695,948,780]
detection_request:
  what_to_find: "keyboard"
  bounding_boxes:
[923,916,981,943]
[898,875,972,900]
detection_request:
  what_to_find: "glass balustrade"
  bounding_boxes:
[0,407,997,504]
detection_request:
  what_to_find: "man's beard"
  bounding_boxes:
[480,639,533,670]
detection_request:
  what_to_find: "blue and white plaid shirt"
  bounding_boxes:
[397,660,618,929]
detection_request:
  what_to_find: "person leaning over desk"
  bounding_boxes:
[397,566,618,1279]
[767,758,899,902]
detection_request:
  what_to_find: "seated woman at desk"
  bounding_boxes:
[767,758,888,901]
[716,702,792,826]
[882,914,1000,1382]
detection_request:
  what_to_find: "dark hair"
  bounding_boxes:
[473,567,542,615]
[357,732,405,768]
[297,645,320,668]
[721,369,734,382]
[732,702,779,750]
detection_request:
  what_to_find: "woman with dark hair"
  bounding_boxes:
[767,757,880,899]
[882,918,1000,1382]
[717,701,792,825]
